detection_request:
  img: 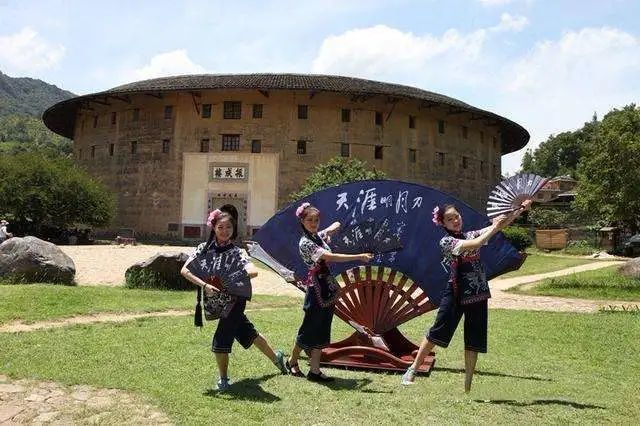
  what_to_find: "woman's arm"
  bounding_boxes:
[320,252,373,263]
[457,202,530,253]
[456,224,502,252]
[180,258,215,291]
[244,262,259,278]
[321,221,341,236]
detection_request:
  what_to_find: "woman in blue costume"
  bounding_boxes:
[286,202,373,382]
[402,201,529,391]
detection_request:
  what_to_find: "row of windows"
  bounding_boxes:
[435,152,499,174]
[88,103,498,146]
[79,139,171,158]
[79,139,499,174]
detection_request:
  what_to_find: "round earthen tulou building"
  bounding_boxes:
[43,73,529,240]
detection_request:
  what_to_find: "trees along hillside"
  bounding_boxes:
[574,105,640,231]
[521,104,640,231]
[0,115,72,157]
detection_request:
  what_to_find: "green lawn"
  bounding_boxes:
[509,266,640,301]
[500,253,597,278]
[0,285,298,325]
[1,306,639,424]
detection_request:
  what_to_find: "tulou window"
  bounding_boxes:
[222,134,240,151]
[202,104,212,118]
[223,101,241,119]
[297,140,307,155]
[298,105,308,119]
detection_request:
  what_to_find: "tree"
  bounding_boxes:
[0,115,72,157]
[574,105,640,231]
[290,157,386,201]
[520,131,583,178]
[0,153,116,236]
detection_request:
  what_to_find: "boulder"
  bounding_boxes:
[125,252,192,290]
[618,257,640,279]
[0,236,76,284]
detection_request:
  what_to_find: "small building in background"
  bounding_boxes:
[534,175,578,207]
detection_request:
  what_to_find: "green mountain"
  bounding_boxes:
[0,70,76,156]
[0,70,75,118]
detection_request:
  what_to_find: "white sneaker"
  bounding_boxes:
[216,377,231,391]
[401,366,416,385]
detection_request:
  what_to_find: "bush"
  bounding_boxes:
[502,226,532,251]
[529,208,569,228]
[0,153,115,236]
[290,156,385,201]
[125,268,192,291]
[562,240,599,256]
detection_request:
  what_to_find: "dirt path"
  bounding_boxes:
[0,309,191,333]
[0,375,170,424]
[0,306,292,334]
[488,260,632,312]
[58,245,636,315]
[59,244,302,297]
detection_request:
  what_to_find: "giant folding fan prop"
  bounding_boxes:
[248,180,525,373]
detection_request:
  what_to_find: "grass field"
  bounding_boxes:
[0,284,298,325]
[509,266,640,301]
[1,293,639,424]
[499,253,597,278]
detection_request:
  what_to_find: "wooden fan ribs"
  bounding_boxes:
[321,265,437,373]
[336,266,433,333]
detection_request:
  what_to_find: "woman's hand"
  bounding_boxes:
[325,221,342,235]
[203,283,216,296]
[520,198,533,211]
[491,214,510,228]
[359,253,374,263]
[493,214,511,230]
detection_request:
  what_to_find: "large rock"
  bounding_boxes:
[618,257,640,279]
[125,252,192,290]
[0,236,76,284]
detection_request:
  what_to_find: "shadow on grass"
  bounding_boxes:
[311,377,392,394]
[474,399,606,410]
[203,373,280,403]
[432,367,552,382]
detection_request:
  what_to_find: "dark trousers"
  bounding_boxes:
[212,298,259,353]
[296,288,335,350]
[427,285,488,353]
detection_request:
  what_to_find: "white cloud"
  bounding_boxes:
[0,27,65,75]
[311,22,639,175]
[311,15,528,89]
[491,13,529,33]
[126,49,206,81]
[312,24,487,78]
[477,0,534,6]
[477,0,513,6]
[505,27,638,93]
[500,27,640,172]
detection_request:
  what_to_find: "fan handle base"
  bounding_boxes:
[320,327,436,374]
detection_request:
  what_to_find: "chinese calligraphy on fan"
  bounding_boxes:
[334,187,424,263]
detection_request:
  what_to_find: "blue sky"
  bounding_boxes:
[1,0,639,173]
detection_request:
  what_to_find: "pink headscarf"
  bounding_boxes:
[295,202,311,218]
[431,206,441,225]
[206,209,222,227]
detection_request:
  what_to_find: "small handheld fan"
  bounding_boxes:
[187,247,252,298]
[331,218,403,255]
[486,173,548,218]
